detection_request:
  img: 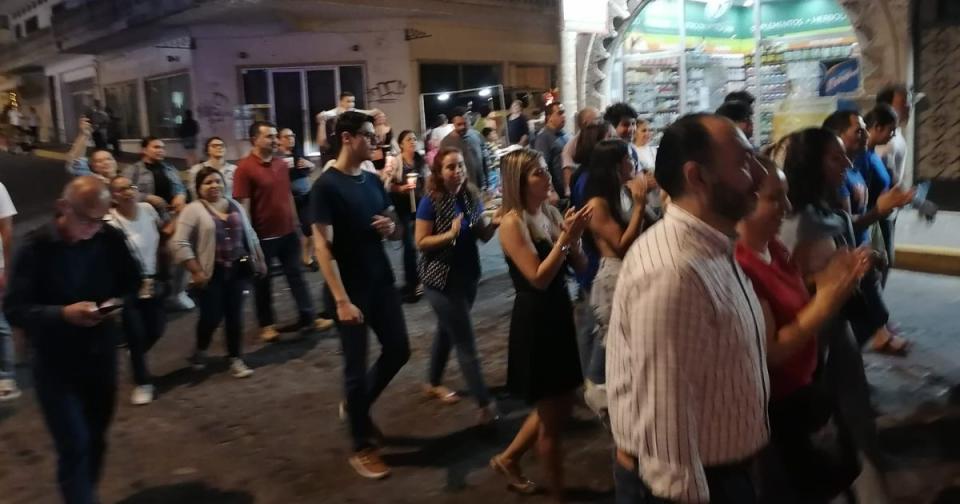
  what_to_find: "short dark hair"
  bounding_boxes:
[339,91,355,100]
[194,165,226,198]
[204,136,225,155]
[715,100,753,124]
[876,84,908,106]
[603,103,638,127]
[141,136,161,149]
[450,107,468,120]
[865,103,898,129]
[332,110,373,155]
[724,90,756,106]
[822,110,859,136]
[248,120,275,141]
[544,102,563,118]
[655,113,714,198]
[481,127,495,138]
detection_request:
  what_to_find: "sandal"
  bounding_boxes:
[871,329,910,357]
[423,385,460,404]
[489,455,537,494]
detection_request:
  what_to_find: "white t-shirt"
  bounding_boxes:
[0,183,17,271]
[107,203,161,276]
[875,127,907,184]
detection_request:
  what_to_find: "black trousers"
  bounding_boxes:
[196,264,247,358]
[122,295,166,385]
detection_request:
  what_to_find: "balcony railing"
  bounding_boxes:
[0,27,57,73]
[52,0,197,51]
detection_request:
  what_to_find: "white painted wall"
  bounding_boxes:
[189,23,413,160]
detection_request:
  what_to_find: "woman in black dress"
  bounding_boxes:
[490,147,592,501]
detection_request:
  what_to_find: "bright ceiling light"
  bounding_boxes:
[478,87,492,97]
[437,93,450,101]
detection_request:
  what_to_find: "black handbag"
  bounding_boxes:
[234,255,255,279]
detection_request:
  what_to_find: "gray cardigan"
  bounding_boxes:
[172,198,265,277]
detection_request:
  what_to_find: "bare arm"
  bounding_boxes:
[0,216,12,288]
[587,197,644,258]
[65,119,92,173]
[415,218,456,252]
[499,212,574,291]
[315,116,329,151]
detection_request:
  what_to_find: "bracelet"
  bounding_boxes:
[559,243,572,255]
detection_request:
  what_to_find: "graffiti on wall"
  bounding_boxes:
[367,80,407,104]
[197,90,231,128]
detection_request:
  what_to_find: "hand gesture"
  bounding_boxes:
[189,270,210,289]
[561,206,593,245]
[336,301,364,325]
[62,302,104,328]
[296,159,309,169]
[371,215,395,238]
[816,247,871,304]
[449,213,462,238]
[79,117,93,136]
[877,185,915,215]
[627,175,649,205]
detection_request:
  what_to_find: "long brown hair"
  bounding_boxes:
[428,146,480,201]
[500,147,562,242]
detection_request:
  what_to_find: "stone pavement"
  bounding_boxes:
[1,153,960,503]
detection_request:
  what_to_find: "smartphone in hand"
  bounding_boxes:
[96,298,124,315]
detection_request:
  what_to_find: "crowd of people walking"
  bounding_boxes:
[0,84,925,504]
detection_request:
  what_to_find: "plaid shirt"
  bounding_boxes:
[205,202,246,267]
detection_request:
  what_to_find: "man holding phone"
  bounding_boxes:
[4,176,140,504]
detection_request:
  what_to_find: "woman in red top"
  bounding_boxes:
[736,158,870,502]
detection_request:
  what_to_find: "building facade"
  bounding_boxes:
[0,0,560,159]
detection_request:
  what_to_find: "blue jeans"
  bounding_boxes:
[613,452,757,504]
[425,278,490,408]
[574,289,603,384]
[34,348,117,504]
[255,232,314,327]
[0,309,13,380]
[335,284,410,451]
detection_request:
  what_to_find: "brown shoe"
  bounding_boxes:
[260,325,280,343]
[349,448,391,479]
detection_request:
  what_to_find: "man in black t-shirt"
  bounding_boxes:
[310,111,409,480]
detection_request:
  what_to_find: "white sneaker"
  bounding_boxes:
[169,292,196,311]
[130,384,155,405]
[583,380,608,416]
[230,358,254,378]
[0,378,22,402]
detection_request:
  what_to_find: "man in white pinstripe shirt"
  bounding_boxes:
[607,113,769,503]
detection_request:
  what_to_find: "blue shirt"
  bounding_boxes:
[856,149,891,211]
[571,173,600,290]
[839,163,869,245]
[416,194,482,284]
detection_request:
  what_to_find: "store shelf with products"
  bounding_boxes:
[622,56,682,144]
[745,40,859,145]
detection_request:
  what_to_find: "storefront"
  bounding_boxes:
[606,0,862,147]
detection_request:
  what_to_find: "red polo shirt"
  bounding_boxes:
[233,152,295,239]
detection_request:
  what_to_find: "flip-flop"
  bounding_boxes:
[489,455,537,494]
[872,333,910,357]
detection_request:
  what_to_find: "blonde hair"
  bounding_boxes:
[500,148,563,242]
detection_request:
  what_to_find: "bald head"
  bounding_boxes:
[576,107,600,130]
[63,176,111,209]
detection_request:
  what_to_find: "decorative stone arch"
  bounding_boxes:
[579,0,913,111]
